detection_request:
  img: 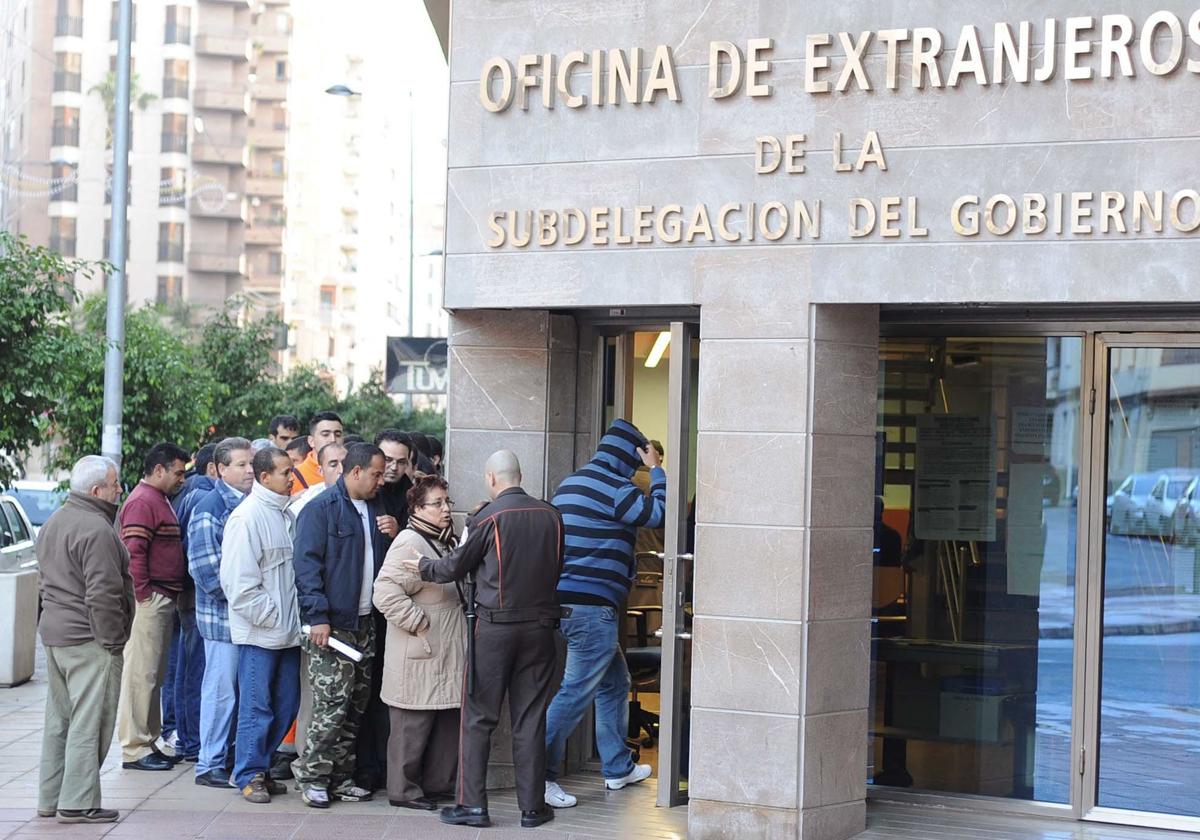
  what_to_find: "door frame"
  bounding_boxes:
[871,317,1200,830]
[1078,332,1200,834]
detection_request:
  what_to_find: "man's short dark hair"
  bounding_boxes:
[193,443,219,475]
[268,414,300,436]
[374,429,411,451]
[214,436,253,468]
[428,437,443,459]
[317,442,346,467]
[253,446,289,480]
[308,410,343,435]
[142,442,190,477]
[343,434,365,445]
[343,442,383,474]
[286,437,312,456]
[408,431,432,458]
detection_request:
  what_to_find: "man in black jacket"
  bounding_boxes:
[292,443,387,809]
[401,450,563,830]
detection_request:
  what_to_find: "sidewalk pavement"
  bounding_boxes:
[0,648,686,840]
[1039,585,1200,638]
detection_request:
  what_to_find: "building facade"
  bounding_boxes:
[440,3,1200,838]
[1,0,290,311]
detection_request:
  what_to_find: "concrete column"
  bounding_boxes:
[444,308,580,788]
[688,253,878,839]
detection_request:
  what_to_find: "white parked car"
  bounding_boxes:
[8,480,67,538]
[1109,469,1194,538]
[0,493,37,573]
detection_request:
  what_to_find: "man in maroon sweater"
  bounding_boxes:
[117,442,190,771]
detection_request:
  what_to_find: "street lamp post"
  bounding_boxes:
[101,0,134,466]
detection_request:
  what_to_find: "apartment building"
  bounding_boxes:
[1,0,289,311]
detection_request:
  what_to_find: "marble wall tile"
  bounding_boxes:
[446,429,546,509]
[807,528,872,621]
[804,619,871,715]
[808,434,874,529]
[544,431,577,498]
[698,340,809,433]
[448,347,550,432]
[688,799,800,840]
[689,709,800,809]
[692,617,804,715]
[449,309,550,349]
[801,710,868,809]
[695,431,807,528]
[695,250,812,340]
[546,350,577,433]
[812,305,879,348]
[801,800,866,840]
[810,342,877,437]
[693,524,807,621]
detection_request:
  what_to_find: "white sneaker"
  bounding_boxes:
[544,780,577,808]
[604,764,652,790]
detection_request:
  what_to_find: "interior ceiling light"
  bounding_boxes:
[645,331,670,369]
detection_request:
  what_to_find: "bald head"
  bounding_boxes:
[484,450,521,498]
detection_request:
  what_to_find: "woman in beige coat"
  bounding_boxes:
[372,475,466,810]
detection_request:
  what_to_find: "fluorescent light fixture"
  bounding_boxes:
[645,331,670,368]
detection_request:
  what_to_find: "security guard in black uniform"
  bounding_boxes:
[401,449,563,829]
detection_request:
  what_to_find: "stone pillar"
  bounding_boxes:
[688,259,878,839]
[444,308,580,787]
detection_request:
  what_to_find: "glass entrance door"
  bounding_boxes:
[593,319,699,807]
[1082,335,1200,831]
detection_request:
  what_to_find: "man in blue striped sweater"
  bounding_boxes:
[544,419,666,809]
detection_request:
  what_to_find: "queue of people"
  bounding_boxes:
[34,412,666,831]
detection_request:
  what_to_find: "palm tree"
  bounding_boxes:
[89,72,157,149]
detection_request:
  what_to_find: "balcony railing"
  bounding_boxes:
[54,15,83,37]
[51,125,80,146]
[164,23,190,44]
[157,243,185,263]
[162,77,189,99]
[161,132,188,153]
[53,70,82,92]
[55,181,78,202]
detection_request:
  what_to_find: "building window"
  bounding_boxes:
[159,167,186,206]
[275,60,288,81]
[269,105,287,131]
[107,54,137,76]
[102,218,130,259]
[156,275,182,305]
[55,0,83,37]
[157,221,184,262]
[49,217,76,257]
[164,5,189,44]
[53,52,82,92]
[274,11,291,34]
[109,0,136,41]
[52,163,78,202]
[871,334,1084,805]
[161,113,187,153]
[104,166,131,205]
[51,106,80,147]
[267,251,283,274]
[162,58,188,99]
[327,336,335,357]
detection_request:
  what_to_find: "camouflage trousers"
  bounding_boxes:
[292,620,375,790]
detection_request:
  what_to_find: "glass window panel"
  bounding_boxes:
[1096,346,1200,818]
[871,336,1081,804]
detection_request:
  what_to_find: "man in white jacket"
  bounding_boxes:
[220,446,302,804]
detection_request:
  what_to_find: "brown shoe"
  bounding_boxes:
[241,773,271,804]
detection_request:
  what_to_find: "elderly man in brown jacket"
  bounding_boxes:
[36,456,135,824]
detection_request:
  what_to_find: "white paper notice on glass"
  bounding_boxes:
[1011,407,1050,456]
[1006,463,1047,597]
[914,414,997,542]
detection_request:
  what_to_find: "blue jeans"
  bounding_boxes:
[544,605,635,781]
[232,645,300,789]
[161,617,181,737]
[197,638,238,775]
[173,607,205,757]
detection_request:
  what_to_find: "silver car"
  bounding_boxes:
[0,494,37,573]
[1108,469,1194,537]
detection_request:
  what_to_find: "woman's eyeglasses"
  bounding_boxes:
[420,499,453,509]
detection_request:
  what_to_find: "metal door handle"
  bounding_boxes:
[653,628,693,641]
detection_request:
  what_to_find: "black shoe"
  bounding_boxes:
[195,768,233,787]
[122,753,173,771]
[424,791,454,803]
[264,778,288,796]
[268,756,295,781]
[57,809,119,824]
[439,805,491,827]
[390,797,437,811]
[182,754,199,763]
[152,747,182,766]
[522,807,555,828]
